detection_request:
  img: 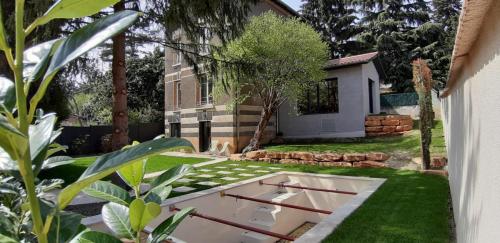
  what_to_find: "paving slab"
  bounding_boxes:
[173,186,197,193]
[220,177,239,181]
[238,173,256,177]
[217,171,233,175]
[233,168,247,171]
[268,167,281,170]
[176,178,196,183]
[214,166,227,169]
[247,165,261,168]
[198,169,212,172]
[255,170,270,173]
[196,174,215,178]
[196,181,220,186]
[229,164,240,166]
[185,173,197,176]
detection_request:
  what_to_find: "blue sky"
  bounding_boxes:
[283,0,302,11]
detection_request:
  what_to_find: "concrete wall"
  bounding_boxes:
[441,1,500,242]
[279,63,380,138]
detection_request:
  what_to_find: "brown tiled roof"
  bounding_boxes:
[324,52,379,69]
[442,0,495,97]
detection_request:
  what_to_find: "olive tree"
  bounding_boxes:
[215,12,329,152]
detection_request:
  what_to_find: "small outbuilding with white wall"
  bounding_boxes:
[278,52,384,138]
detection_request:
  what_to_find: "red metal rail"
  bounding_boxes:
[221,192,332,215]
[259,180,358,195]
[171,207,295,241]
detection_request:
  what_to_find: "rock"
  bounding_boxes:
[431,156,448,168]
[265,152,282,159]
[353,161,386,168]
[314,153,343,162]
[366,126,383,132]
[343,153,366,162]
[245,150,266,159]
[382,126,396,132]
[395,125,412,132]
[291,152,314,161]
[300,160,317,165]
[280,159,299,164]
[320,161,352,167]
[399,119,414,126]
[259,158,273,163]
[366,152,390,161]
[230,154,243,161]
[386,115,408,120]
[365,120,381,126]
[381,119,400,126]
[366,132,388,137]
[366,115,385,121]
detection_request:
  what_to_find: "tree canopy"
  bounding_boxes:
[216,12,329,151]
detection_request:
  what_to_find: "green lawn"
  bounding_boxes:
[266,120,446,157]
[170,160,450,242]
[38,155,208,185]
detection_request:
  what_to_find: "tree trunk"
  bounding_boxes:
[243,108,273,153]
[111,1,129,151]
[110,1,129,188]
[419,92,433,169]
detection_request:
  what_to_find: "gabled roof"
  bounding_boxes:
[442,0,495,97]
[324,52,379,69]
[269,0,299,17]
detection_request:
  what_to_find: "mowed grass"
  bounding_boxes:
[266,120,447,157]
[169,160,450,242]
[38,155,208,185]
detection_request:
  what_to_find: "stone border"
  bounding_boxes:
[365,114,413,137]
[243,150,390,168]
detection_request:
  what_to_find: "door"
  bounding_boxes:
[368,79,374,113]
[170,123,181,138]
[199,121,211,152]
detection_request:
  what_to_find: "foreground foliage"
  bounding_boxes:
[0,1,193,242]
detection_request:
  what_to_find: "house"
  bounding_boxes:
[164,0,297,153]
[440,0,500,242]
[278,52,383,138]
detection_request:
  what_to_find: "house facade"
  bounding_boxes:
[164,0,296,153]
[278,52,383,138]
[440,0,500,242]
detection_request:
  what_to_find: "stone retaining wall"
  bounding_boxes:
[365,115,413,137]
[244,150,390,168]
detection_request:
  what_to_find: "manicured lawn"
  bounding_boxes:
[39,155,208,185]
[168,160,450,242]
[266,120,446,157]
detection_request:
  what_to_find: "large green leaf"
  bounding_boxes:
[42,156,74,170]
[102,202,134,239]
[35,0,120,27]
[45,143,68,158]
[69,230,121,243]
[30,113,57,175]
[0,233,17,243]
[149,164,193,190]
[0,115,27,161]
[118,159,145,188]
[47,211,85,243]
[148,207,195,243]
[0,2,9,52]
[129,198,161,232]
[23,39,62,83]
[0,77,15,113]
[144,186,172,204]
[45,10,139,79]
[57,138,192,209]
[82,180,132,206]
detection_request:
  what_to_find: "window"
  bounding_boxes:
[298,78,339,114]
[172,50,181,66]
[199,27,211,55]
[174,81,181,109]
[199,75,213,106]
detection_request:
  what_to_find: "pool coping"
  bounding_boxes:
[83,171,386,243]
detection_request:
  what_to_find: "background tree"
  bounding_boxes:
[412,59,433,169]
[216,12,329,152]
[301,0,365,58]
[356,0,431,92]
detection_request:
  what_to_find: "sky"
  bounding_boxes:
[282,0,302,11]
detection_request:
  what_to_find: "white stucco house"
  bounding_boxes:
[278,52,384,138]
[440,0,500,242]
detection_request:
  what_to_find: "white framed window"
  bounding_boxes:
[175,81,181,109]
[172,50,181,67]
[199,75,213,106]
